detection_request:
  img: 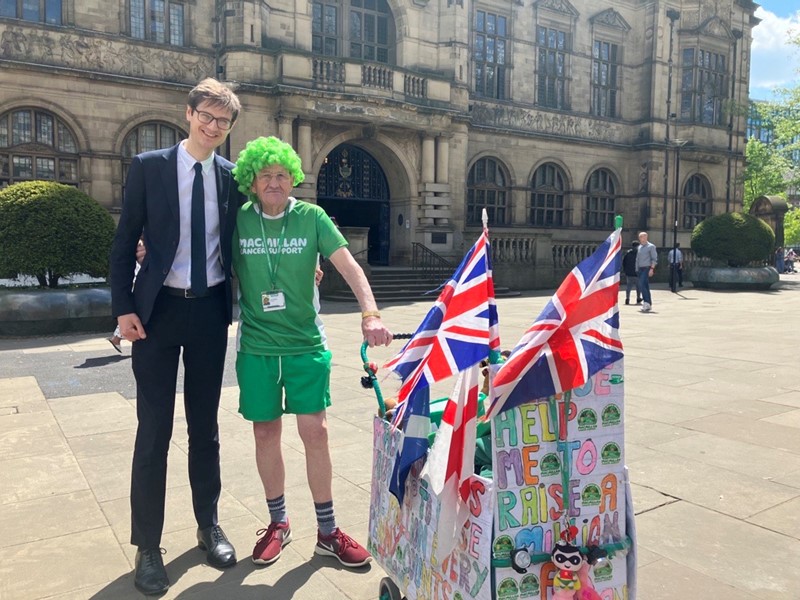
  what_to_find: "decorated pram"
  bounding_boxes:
[363,216,636,600]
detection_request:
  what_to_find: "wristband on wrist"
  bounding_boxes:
[361,310,381,320]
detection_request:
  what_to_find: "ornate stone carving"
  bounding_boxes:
[590,9,631,32]
[0,25,211,84]
[639,161,650,193]
[470,102,624,143]
[698,16,732,40]
[534,0,580,18]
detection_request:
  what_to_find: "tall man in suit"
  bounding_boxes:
[110,79,242,595]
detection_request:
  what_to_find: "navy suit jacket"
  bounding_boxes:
[110,144,243,325]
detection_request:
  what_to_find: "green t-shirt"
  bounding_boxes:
[232,198,348,355]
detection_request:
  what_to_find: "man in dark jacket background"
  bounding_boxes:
[622,241,641,305]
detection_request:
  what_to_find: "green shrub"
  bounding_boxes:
[0,181,115,288]
[690,212,775,267]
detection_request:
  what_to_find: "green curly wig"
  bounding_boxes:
[232,136,305,202]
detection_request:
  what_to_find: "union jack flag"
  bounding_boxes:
[384,225,500,426]
[485,227,623,419]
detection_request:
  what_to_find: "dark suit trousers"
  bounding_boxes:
[129,287,228,549]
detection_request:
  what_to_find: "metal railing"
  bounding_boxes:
[411,242,453,282]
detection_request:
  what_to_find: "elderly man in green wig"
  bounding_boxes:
[231,136,392,569]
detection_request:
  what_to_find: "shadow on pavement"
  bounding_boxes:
[74,355,131,369]
[88,550,371,599]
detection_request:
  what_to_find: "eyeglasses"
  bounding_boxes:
[193,110,233,130]
[255,171,292,184]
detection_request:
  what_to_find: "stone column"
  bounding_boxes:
[436,135,449,184]
[277,115,294,146]
[297,120,312,171]
[421,135,435,183]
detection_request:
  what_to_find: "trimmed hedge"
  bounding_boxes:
[0,181,115,288]
[691,212,775,267]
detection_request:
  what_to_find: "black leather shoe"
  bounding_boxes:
[134,548,169,595]
[197,525,237,568]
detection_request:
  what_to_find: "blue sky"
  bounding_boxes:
[749,2,800,100]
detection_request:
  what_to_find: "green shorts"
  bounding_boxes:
[236,350,332,422]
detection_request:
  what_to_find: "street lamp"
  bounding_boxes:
[671,139,689,293]
[725,29,743,213]
[662,8,680,247]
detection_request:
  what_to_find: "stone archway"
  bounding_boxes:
[317,143,391,265]
[750,195,788,248]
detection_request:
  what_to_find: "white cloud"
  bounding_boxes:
[751,7,799,51]
[750,7,800,96]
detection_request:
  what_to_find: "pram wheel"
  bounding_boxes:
[378,577,403,600]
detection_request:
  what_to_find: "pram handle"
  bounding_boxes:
[360,334,413,417]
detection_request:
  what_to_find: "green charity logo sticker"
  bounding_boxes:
[578,408,598,431]
[594,561,613,582]
[582,483,602,507]
[608,374,624,384]
[540,453,561,477]
[519,574,540,597]
[493,535,514,561]
[497,577,520,600]
[601,404,621,426]
[601,442,621,465]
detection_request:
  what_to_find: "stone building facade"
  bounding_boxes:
[0,0,759,288]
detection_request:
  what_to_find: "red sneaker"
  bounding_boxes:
[315,528,372,568]
[252,521,291,565]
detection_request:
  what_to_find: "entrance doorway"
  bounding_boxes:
[316,144,390,265]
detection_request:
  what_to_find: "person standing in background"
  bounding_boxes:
[668,242,684,289]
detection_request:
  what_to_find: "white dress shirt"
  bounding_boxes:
[164,141,225,290]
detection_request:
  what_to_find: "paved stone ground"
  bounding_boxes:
[2,281,800,599]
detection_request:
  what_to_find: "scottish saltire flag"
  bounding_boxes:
[384,220,500,420]
[388,385,430,503]
[485,228,623,419]
[420,365,480,560]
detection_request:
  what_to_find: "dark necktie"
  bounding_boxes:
[191,162,208,296]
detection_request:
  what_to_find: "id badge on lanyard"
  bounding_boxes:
[257,205,289,312]
[261,290,286,312]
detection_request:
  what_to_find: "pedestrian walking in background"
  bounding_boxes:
[622,241,641,305]
[636,231,657,313]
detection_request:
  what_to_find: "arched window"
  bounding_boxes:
[683,174,711,229]
[530,163,567,226]
[312,0,395,64]
[0,108,79,187]
[585,168,616,229]
[121,122,185,183]
[467,157,509,226]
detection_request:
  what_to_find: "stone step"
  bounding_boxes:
[325,285,520,302]
[323,265,518,302]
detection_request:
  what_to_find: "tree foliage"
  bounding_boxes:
[0,181,115,288]
[785,207,800,247]
[743,137,791,211]
[691,212,775,267]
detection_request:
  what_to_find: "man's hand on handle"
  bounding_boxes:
[361,314,393,348]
